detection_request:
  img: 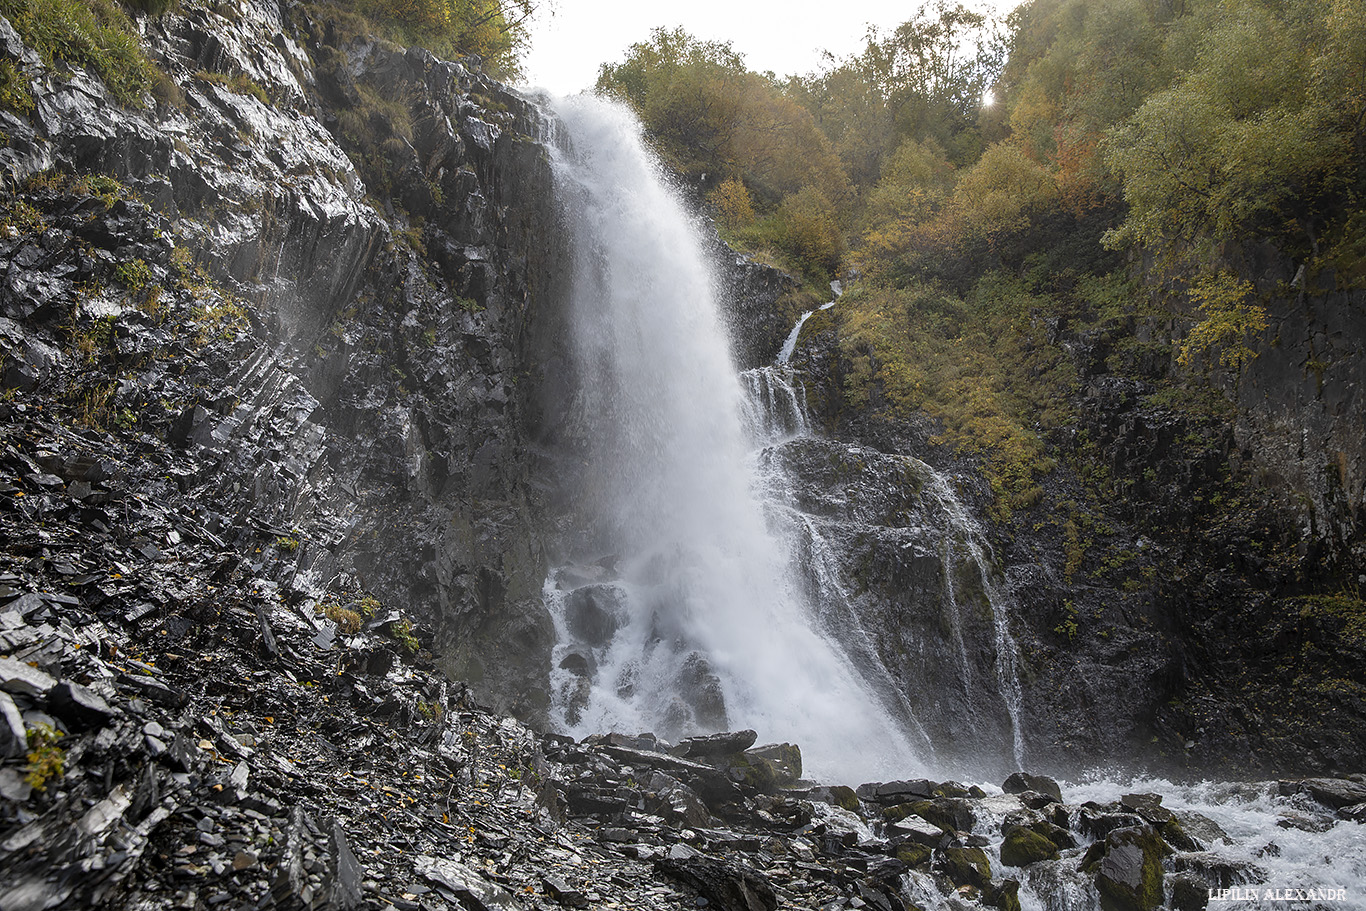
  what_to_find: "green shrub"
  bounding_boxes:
[1,199,43,235]
[123,0,176,14]
[391,617,419,653]
[114,258,152,291]
[838,271,1075,520]
[24,723,64,792]
[320,601,362,634]
[198,70,269,105]
[0,58,34,113]
[302,0,530,80]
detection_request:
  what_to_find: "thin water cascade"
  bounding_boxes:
[776,280,840,365]
[919,470,1027,770]
[738,366,808,444]
[543,94,921,783]
[762,279,1028,774]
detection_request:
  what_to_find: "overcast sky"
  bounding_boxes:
[517,0,1025,96]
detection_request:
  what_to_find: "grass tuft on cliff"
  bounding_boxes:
[0,0,159,105]
[838,270,1094,521]
[300,0,531,81]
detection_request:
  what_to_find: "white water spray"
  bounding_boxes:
[544,94,920,782]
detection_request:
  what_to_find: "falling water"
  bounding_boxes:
[776,294,838,365]
[543,94,921,782]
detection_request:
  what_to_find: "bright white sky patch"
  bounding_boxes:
[518,0,1025,97]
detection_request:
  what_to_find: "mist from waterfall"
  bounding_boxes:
[543,93,921,783]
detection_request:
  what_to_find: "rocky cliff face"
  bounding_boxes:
[1,0,575,721]
[782,268,1366,777]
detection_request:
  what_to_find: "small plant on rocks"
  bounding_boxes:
[320,601,362,634]
[392,617,419,654]
[24,723,65,792]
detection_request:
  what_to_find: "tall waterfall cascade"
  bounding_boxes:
[542,93,1026,781]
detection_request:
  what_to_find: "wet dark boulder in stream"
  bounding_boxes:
[563,584,628,647]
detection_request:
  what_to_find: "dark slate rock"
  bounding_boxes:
[916,797,975,834]
[117,672,188,708]
[999,825,1059,867]
[0,656,56,697]
[983,878,1022,911]
[0,691,25,759]
[0,767,30,801]
[647,772,713,829]
[414,855,518,911]
[1120,793,1173,825]
[49,680,116,731]
[1170,873,1211,911]
[745,742,800,784]
[677,729,757,758]
[1170,853,1267,890]
[934,845,991,889]
[557,651,592,677]
[1172,811,1231,850]
[564,785,628,819]
[1002,772,1062,803]
[166,730,199,772]
[874,779,935,802]
[1282,777,1366,811]
[1079,805,1146,840]
[1083,825,1168,911]
[804,785,861,811]
[543,875,589,908]
[598,744,741,804]
[330,821,363,910]
[563,584,626,648]
[655,855,777,911]
[888,815,945,847]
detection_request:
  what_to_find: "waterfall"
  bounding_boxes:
[543,94,921,782]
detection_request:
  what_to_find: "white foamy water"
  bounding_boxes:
[1056,776,1366,910]
[542,93,921,782]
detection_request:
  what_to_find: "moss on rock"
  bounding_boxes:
[1000,825,1059,867]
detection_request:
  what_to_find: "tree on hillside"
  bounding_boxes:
[1104,0,1366,284]
[792,0,1006,184]
[596,28,849,211]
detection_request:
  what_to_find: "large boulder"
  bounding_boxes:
[1000,825,1059,867]
[1003,772,1063,803]
[677,729,757,758]
[935,845,992,889]
[563,584,628,647]
[1081,825,1169,911]
[655,854,777,911]
[746,742,801,784]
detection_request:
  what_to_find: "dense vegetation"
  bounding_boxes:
[595,0,1366,519]
[339,0,534,78]
[0,0,533,101]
